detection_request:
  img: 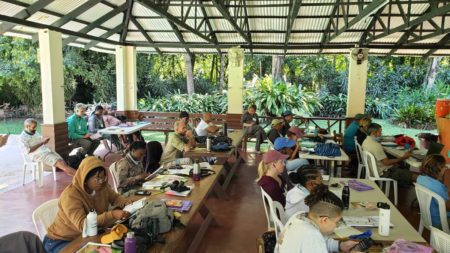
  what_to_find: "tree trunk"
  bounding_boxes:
[184,53,195,95]
[424,56,442,89]
[271,55,284,84]
[219,53,226,91]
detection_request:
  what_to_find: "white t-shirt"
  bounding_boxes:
[362,135,390,174]
[195,119,211,137]
[277,212,339,253]
[285,185,310,219]
[20,131,52,160]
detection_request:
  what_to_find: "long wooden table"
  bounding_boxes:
[299,145,349,177]
[184,130,245,195]
[329,178,426,244]
[62,165,224,253]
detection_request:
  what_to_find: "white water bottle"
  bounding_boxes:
[378,202,390,236]
[206,137,211,152]
[86,209,98,236]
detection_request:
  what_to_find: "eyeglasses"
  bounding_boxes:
[320,216,344,227]
[94,175,106,184]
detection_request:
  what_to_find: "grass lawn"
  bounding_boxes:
[0,117,437,148]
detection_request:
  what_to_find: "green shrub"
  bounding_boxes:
[244,75,321,116]
[315,93,347,117]
[393,105,435,128]
[365,97,395,119]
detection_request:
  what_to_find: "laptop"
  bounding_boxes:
[412,142,444,161]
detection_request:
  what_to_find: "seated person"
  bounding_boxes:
[287,126,304,141]
[355,117,371,145]
[417,154,450,229]
[0,134,9,148]
[277,185,358,253]
[274,137,309,173]
[241,104,267,153]
[20,118,76,176]
[285,165,322,219]
[0,231,47,253]
[67,103,100,156]
[160,120,195,167]
[267,119,283,144]
[179,111,195,134]
[281,110,294,136]
[44,156,132,253]
[102,108,121,127]
[116,141,149,193]
[256,150,288,207]
[343,113,369,154]
[88,105,121,149]
[362,123,412,187]
[195,112,219,137]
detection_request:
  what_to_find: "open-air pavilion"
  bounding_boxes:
[0,0,450,252]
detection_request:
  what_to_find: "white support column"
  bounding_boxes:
[38,29,65,124]
[346,48,369,117]
[227,47,244,114]
[116,45,137,111]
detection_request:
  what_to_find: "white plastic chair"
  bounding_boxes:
[414,183,450,235]
[109,162,119,193]
[32,198,59,239]
[362,150,398,205]
[22,152,56,187]
[430,226,450,252]
[260,187,286,232]
[354,136,365,179]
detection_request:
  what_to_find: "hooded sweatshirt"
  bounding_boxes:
[47,156,128,241]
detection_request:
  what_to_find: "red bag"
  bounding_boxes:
[395,135,416,149]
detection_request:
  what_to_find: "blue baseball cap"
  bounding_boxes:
[274,137,296,150]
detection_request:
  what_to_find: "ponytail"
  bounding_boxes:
[256,161,270,182]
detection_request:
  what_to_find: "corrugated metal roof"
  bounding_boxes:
[45,0,87,16]
[139,18,172,30]
[87,28,107,37]
[0,1,24,16]
[101,13,123,29]
[61,21,85,32]
[26,11,59,25]
[216,33,246,43]
[182,32,208,43]
[294,18,328,31]
[126,31,146,42]
[289,33,322,43]
[252,33,285,43]
[77,3,112,23]
[151,32,180,43]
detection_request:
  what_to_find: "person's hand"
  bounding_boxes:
[402,151,412,159]
[83,134,91,139]
[185,130,193,138]
[112,210,130,220]
[340,240,359,253]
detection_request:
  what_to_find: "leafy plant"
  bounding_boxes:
[315,93,347,117]
[244,75,321,116]
[392,105,435,128]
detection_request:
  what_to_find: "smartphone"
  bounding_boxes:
[135,190,151,196]
[351,238,374,252]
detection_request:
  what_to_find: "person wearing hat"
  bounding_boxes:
[274,137,309,172]
[343,113,370,154]
[267,119,284,144]
[281,110,294,136]
[256,150,289,207]
[67,103,100,156]
[44,157,133,253]
[287,126,304,141]
[241,104,267,153]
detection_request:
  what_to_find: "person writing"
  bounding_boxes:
[44,157,132,253]
[277,185,360,253]
[416,154,450,229]
[20,118,76,176]
[116,141,149,193]
[257,150,289,207]
[285,166,323,219]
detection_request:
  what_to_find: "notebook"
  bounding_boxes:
[412,142,444,161]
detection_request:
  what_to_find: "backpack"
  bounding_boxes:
[211,135,232,146]
[315,143,341,157]
[211,142,232,152]
[66,152,85,169]
[258,230,276,253]
[129,200,174,235]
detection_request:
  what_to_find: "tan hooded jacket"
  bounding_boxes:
[47,156,128,241]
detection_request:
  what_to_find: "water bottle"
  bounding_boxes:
[86,209,97,236]
[193,159,201,181]
[378,202,391,236]
[206,137,211,152]
[223,122,228,137]
[124,232,136,253]
[342,185,350,209]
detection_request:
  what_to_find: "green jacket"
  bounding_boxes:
[67,114,88,139]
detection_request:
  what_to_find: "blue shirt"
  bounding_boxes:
[343,121,359,153]
[417,175,450,228]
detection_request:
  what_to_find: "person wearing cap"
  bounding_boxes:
[287,126,304,141]
[281,110,294,136]
[160,120,195,167]
[343,113,369,154]
[256,150,289,207]
[67,103,100,156]
[267,119,284,144]
[241,104,267,153]
[274,137,309,172]
[44,157,133,253]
